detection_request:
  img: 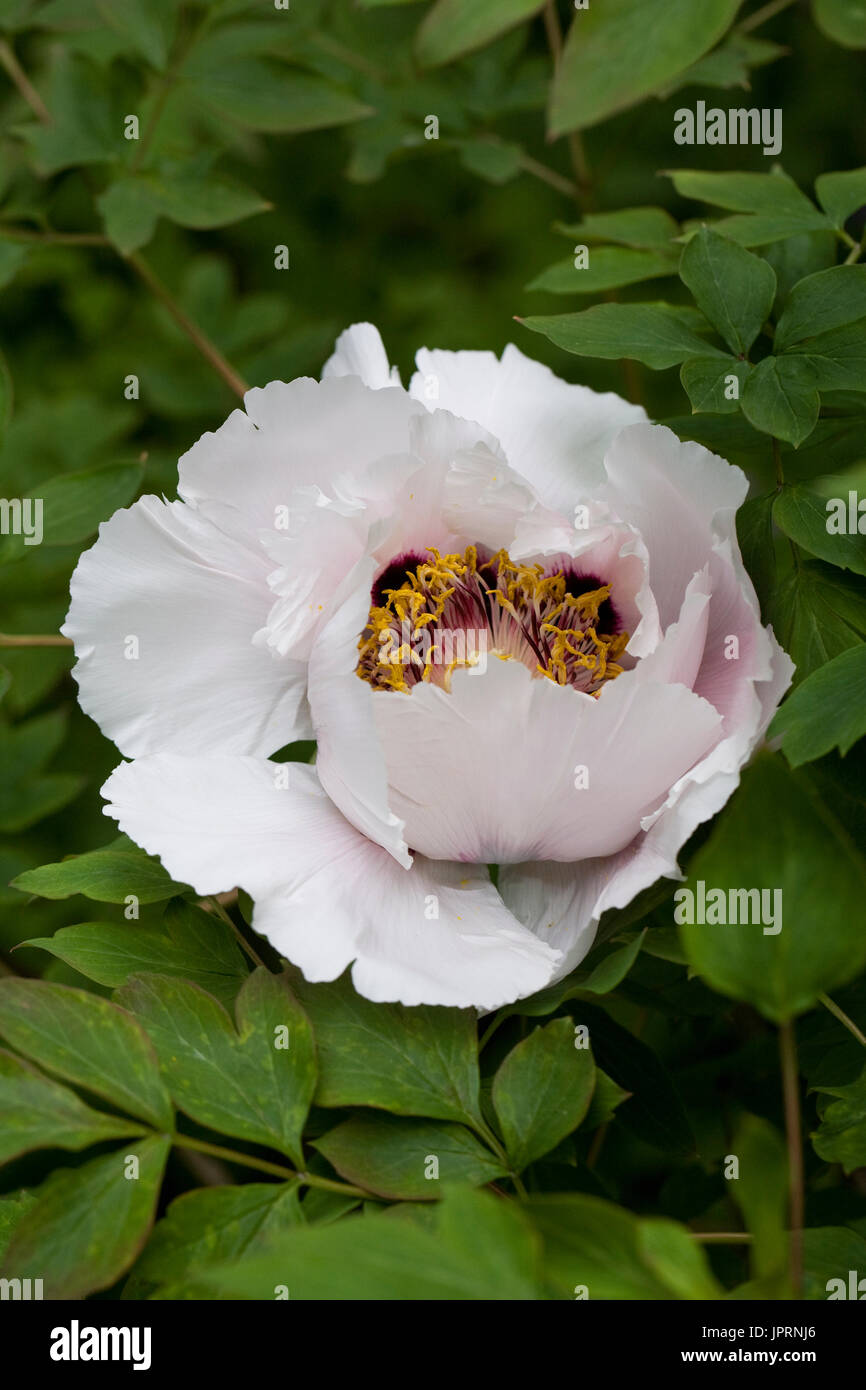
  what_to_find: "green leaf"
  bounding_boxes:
[812,1065,866,1173]
[98,169,270,255]
[636,1218,724,1300]
[457,138,522,184]
[0,241,28,290]
[772,559,866,683]
[664,33,785,91]
[287,968,483,1127]
[774,482,866,577]
[803,1226,866,1299]
[96,0,177,69]
[679,227,776,355]
[729,1114,789,1279]
[812,0,866,48]
[124,1182,303,1299]
[520,303,720,369]
[200,1186,542,1300]
[116,969,315,1166]
[775,266,866,350]
[415,0,544,68]
[741,355,820,446]
[314,1114,506,1199]
[815,166,866,228]
[21,52,118,174]
[182,58,374,134]
[0,1136,169,1299]
[0,978,173,1129]
[681,355,750,414]
[0,1049,143,1165]
[736,491,777,614]
[527,246,677,295]
[678,755,866,1021]
[549,0,745,136]
[0,1191,36,1263]
[526,1194,682,1298]
[579,931,646,994]
[11,834,189,904]
[491,1018,595,1169]
[0,710,83,833]
[663,168,832,246]
[784,317,866,393]
[556,206,679,248]
[0,458,144,566]
[769,643,866,765]
[24,898,248,1008]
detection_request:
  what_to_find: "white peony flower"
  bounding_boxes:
[63,323,793,1010]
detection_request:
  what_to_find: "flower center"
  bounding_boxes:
[357,544,629,696]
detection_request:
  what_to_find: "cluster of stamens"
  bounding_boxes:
[356,545,629,696]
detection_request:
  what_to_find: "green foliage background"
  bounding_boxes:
[0,0,865,1301]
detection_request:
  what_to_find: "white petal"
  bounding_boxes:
[178,375,421,540]
[63,496,308,757]
[599,423,749,628]
[373,657,722,864]
[410,342,646,515]
[322,322,401,389]
[102,756,559,1009]
[307,560,410,866]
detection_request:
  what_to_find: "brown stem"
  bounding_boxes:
[0,226,107,246]
[542,1,591,203]
[779,1020,804,1298]
[737,0,799,35]
[0,632,73,647]
[820,993,866,1048]
[126,253,249,399]
[0,39,51,124]
[690,1232,753,1243]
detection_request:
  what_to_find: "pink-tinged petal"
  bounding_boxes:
[62,496,308,757]
[178,375,422,540]
[599,423,749,628]
[410,342,646,515]
[307,560,410,866]
[102,756,559,1009]
[372,657,722,864]
[322,322,401,388]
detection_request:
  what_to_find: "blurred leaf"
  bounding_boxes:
[736,491,776,614]
[527,246,676,294]
[527,1194,685,1298]
[314,1114,506,1199]
[769,644,866,765]
[812,0,866,48]
[774,481,866,576]
[20,52,119,173]
[0,978,172,1128]
[815,166,866,228]
[772,559,866,683]
[0,1190,36,1262]
[0,241,28,290]
[0,457,144,565]
[98,168,270,255]
[124,1182,303,1299]
[681,354,750,414]
[729,1113,789,1279]
[741,356,819,446]
[636,1218,724,1299]
[457,138,522,184]
[679,227,776,355]
[181,57,374,134]
[416,0,544,68]
[812,1065,866,1173]
[520,303,720,369]
[117,969,315,1167]
[0,1136,169,1299]
[200,1186,542,1299]
[803,1226,866,1299]
[96,0,177,70]
[11,834,189,904]
[678,755,866,1021]
[24,897,248,1008]
[0,1048,143,1164]
[549,0,744,136]
[663,169,832,246]
[664,33,785,92]
[0,709,83,832]
[492,1018,595,1169]
[287,967,483,1126]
